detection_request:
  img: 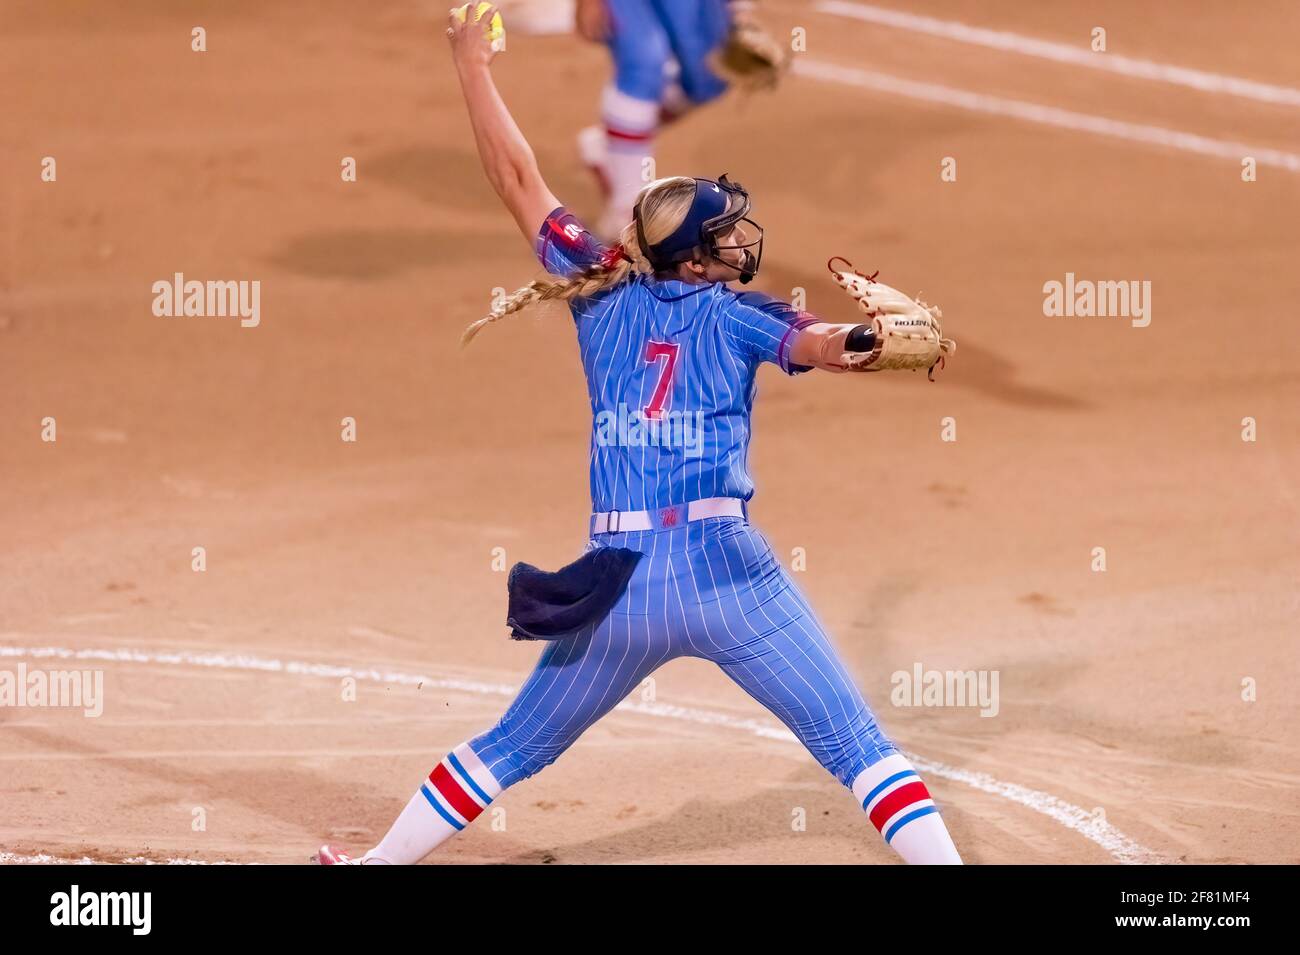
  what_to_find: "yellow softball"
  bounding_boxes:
[452,3,506,53]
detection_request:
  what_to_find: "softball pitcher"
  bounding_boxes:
[575,0,787,238]
[317,8,959,865]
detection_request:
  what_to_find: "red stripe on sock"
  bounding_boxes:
[429,763,483,822]
[868,780,932,833]
[604,125,654,143]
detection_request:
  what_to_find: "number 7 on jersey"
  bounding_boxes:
[643,341,679,421]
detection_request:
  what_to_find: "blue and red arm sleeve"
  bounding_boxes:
[534,206,614,278]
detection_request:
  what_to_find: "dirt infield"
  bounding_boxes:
[2,0,1297,864]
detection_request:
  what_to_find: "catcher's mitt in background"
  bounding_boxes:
[712,2,788,92]
[828,257,956,379]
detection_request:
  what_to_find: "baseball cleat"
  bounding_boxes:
[313,844,359,865]
[494,0,577,36]
[577,124,611,201]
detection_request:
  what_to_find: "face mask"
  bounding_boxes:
[708,217,764,284]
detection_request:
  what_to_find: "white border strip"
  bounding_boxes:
[816,0,1300,107]
[793,58,1300,173]
[0,644,1164,864]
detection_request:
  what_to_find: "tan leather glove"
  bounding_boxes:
[711,5,789,92]
[828,257,956,379]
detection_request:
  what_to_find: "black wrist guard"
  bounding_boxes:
[844,323,876,353]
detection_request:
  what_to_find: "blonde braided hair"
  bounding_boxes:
[461,176,699,346]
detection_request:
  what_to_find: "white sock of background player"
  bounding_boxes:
[360,741,502,865]
[852,754,964,864]
[596,84,660,238]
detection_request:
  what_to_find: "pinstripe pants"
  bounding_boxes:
[470,518,898,790]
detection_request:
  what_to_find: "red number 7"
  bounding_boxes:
[643,340,679,420]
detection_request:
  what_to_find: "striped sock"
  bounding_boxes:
[362,742,503,865]
[852,754,963,864]
[599,84,660,234]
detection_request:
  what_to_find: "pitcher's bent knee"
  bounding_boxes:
[468,718,573,790]
[804,703,900,788]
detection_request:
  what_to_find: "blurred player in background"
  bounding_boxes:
[575,0,787,237]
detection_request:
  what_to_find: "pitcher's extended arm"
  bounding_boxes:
[447,6,560,245]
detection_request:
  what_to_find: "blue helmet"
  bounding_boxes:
[634,175,765,284]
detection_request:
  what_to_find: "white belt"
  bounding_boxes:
[591,497,745,534]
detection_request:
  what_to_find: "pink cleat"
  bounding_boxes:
[314,844,359,866]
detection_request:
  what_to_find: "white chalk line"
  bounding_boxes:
[816,0,1300,107]
[0,851,239,866]
[793,59,1300,173]
[0,644,1165,864]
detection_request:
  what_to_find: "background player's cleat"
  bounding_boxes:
[577,125,611,202]
[314,844,359,865]
[493,0,574,35]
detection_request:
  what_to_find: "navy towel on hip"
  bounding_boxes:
[505,547,644,640]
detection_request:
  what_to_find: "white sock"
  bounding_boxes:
[852,754,963,864]
[599,84,660,235]
[362,742,503,865]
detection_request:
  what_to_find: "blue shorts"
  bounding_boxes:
[470,518,899,790]
[607,0,731,104]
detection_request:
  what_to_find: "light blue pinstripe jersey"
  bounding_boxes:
[536,207,816,513]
